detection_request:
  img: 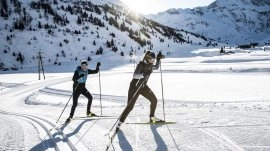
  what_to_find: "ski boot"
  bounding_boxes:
[87,111,97,117]
[150,116,163,123]
[65,117,72,124]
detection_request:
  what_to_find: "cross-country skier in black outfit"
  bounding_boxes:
[66,60,101,123]
[116,51,164,129]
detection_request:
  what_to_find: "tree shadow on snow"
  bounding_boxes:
[29,119,92,151]
[117,130,132,150]
[150,124,168,151]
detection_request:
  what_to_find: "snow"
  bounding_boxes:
[1,47,270,151]
[1,0,270,150]
[147,0,270,45]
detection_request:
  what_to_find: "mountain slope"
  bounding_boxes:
[147,0,270,45]
[0,0,216,70]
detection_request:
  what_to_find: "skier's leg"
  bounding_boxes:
[140,86,157,117]
[70,91,80,118]
[119,88,140,122]
[82,88,93,115]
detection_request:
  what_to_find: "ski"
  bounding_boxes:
[126,121,176,124]
[56,115,114,128]
[105,129,119,151]
[72,115,116,120]
[77,115,114,118]
[52,115,112,131]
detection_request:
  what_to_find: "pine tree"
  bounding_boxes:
[120,51,124,56]
[111,39,114,46]
[38,21,42,28]
[94,5,101,15]
[87,56,91,61]
[77,16,82,24]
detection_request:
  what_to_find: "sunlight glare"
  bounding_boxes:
[121,0,154,14]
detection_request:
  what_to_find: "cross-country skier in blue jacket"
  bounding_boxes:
[66,60,100,123]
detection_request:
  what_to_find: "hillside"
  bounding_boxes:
[147,0,270,45]
[0,0,216,70]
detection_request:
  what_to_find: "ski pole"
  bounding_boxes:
[55,82,79,124]
[107,76,149,134]
[99,70,102,115]
[159,59,166,121]
[105,77,148,151]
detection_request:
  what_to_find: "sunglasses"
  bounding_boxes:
[81,64,88,67]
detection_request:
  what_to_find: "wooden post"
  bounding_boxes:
[37,50,46,80]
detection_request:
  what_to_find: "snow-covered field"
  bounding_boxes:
[1,48,270,151]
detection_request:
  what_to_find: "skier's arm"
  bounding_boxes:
[88,62,101,74]
[152,52,164,70]
[72,70,80,81]
[133,62,144,79]
[152,59,160,70]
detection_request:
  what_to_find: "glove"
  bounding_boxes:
[96,62,101,67]
[157,51,165,59]
[79,73,85,78]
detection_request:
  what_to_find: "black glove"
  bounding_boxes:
[157,51,165,59]
[96,62,101,67]
[79,73,85,78]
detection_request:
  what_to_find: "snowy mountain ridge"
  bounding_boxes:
[147,0,270,45]
[0,0,219,70]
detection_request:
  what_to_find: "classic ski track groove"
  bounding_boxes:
[129,117,179,151]
[198,127,244,151]
[0,78,79,151]
[0,110,77,151]
[74,120,98,146]
[0,77,71,100]
[165,124,180,151]
[0,110,60,151]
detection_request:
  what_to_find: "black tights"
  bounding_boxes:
[119,85,157,122]
[69,86,93,118]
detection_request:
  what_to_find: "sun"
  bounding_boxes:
[121,0,151,15]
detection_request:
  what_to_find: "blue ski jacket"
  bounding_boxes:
[72,65,99,85]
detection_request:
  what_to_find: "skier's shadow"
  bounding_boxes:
[115,124,167,151]
[150,124,168,151]
[29,138,57,151]
[61,119,93,138]
[117,130,133,150]
[29,119,93,151]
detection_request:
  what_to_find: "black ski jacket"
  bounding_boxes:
[130,59,160,88]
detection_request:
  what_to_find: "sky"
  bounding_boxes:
[120,0,216,14]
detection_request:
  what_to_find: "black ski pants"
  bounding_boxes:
[119,85,157,122]
[69,84,93,118]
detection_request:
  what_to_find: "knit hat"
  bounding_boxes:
[143,51,155,61]
[81,60,88,66]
